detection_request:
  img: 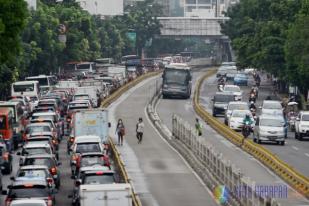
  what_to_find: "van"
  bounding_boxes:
[212,92,235,117]
[0,108,14,152]
[0,101,26,149]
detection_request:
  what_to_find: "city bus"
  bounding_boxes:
[11,81,40,100]
[162,63,192,99]
[25,75,56,94]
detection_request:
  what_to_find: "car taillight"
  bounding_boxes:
[47,196,53,206]
[50,167,57,175]
[5,197,11,206]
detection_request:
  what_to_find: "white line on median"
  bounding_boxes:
[292,146,299,151]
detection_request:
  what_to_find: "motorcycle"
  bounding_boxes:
[242,121,251,138]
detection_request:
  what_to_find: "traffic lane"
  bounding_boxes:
[113,76,218,206]
[200,74,309,178]
[157,71,309,205]
[0,137,73,205]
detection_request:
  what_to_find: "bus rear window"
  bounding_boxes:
[13,84,34,92]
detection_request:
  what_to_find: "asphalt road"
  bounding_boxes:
[108,76,218,206]
[199,72,309,179]
[156,68,309,206]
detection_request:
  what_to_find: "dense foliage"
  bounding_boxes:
[0,0,161,97]
[222,0,309,93]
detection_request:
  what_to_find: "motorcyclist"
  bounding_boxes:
[243,114,253,125]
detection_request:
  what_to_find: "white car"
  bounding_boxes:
[224,101,249,125]
[295,111,309,140]
[18,143,55,165]
[223,85,243,101]
[253,115,286,145]
[228,110,254,131]
[260,100,283,116]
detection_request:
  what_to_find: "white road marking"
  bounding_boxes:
[292,146,299,151]
[305,153,309,158]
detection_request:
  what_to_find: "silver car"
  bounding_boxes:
[253,115,286,145]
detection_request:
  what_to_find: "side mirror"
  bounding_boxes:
[108,122,111,128]
[10,176,15,181]
[16,152,21,155]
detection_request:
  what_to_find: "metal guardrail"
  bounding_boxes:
[193,69,309,198]
[101,71,161,206]
[172,114,280,206]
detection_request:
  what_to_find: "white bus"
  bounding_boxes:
[11,81,40,100]
[25,75,56,94]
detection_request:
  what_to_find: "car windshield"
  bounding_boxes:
[26,126,51,134]
[24,158,54,168]
[214,94,234,102]
[9,186,49,198]
[11,203,46,206]
[23,148,50,155]
[263,102,282,109]
[301,115,309,121]
[81,156,105,167]
[229,104,247,110]
[32,115,55,122]
[260,119,284,127]
[76,143,101,153]
[232,111,250,118]
[17,169,47,178]
[74,95,89,100]
[83,174,114,184]
[225,86,240,92]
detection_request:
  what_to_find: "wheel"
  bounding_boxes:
[224,119,228,125]
[281,141,285,146]
[299,133,303,141]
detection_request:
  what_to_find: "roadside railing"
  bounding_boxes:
[172,114,281,206]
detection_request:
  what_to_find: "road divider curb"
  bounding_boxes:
[193,69,309,198]
[101,71,161,206]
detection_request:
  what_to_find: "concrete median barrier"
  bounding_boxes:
[193,69,309,199]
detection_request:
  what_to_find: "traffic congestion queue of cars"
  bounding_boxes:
[0,54,169,205]
[214,62,288,145]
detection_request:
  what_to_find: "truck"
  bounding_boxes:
[79,184,133,206]
[75,86,99,107]
[73,109,110,143]
[79,80,109,99]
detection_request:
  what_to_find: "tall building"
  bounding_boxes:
[184,0,216,17]
[77,0,124,16]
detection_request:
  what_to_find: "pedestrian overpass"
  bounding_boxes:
[157,17,233,62]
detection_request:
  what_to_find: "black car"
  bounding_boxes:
[0,142,13,174]
[212,92,235,117]
[2,178,56,206]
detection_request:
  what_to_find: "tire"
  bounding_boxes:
[299,133,303,141]
[281,141,285,146]
[295,132,298,139]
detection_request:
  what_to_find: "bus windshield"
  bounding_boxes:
[0,115,6,129]
[77,64,91,70]
[28,78,48,86]
[13,84,34,92]
[164,69,189,85]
